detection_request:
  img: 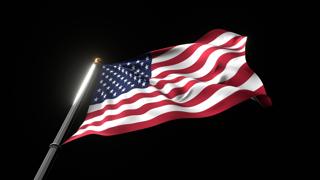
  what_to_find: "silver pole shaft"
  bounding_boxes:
[34,58,102,180]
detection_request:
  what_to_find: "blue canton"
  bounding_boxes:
[91,53,152,104]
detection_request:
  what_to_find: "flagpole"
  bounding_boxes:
[34,58,102,180]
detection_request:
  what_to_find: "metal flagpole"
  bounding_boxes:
[34,58,102,180]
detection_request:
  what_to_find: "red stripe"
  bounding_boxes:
[254,87,272,107]
[151,46,175,59]
[151,43,202,70]
[218,36,245,48]
[64,87,267,144]
[154,76,186,89]
[195,29,228,44]
[222,63,254,87]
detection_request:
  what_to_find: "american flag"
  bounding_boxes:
[65,29,271,143]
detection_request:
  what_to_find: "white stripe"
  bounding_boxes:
[151,44,245,78]
[74,73,262,136]
[228,37,247,49]
[152,44,192,64]
[238,73,262,90]
[208,31,240,46]
[80,57,247,128]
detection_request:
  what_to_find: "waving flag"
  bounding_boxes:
[65,29,271,143]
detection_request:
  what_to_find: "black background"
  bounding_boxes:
[8,3,292,179]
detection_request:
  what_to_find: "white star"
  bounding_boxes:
[136,69,140,73]
[117,74,121,78]
[107,86,110,90]
[127,62,131,66]
[138,79,141,83]
[104,94,106,98]
[127,81,131,85]
[103,83,106,86]
[136,60,140,63]
[118,66,121,70]
[105,75,109,79]
[141,72,144,75]
[100,80,103,84]
[121,69,124,73]
[140,62,144,66]
[133,76,137,80]
[129,74,132,78]
[109,78,112,81]
[145,65,149,69]
[122,88,125,92]
[116,83,119,87]
[101,91,104,95]
[146,56,149,60]
[132,66,135,70]
[110,89,114,93]
[120,77,124,80]
[124,79,128,82]
[103,66,106,69]
[102,72,105,75]
[145,75,149,78]
[119,85,123,89]
[110,70,113,73]
[94,97,98,102]
[131,84,134,87]
[97,88,101,92]
[125,71,128,75]
[113,92,117,96]
[142,82,146,86]
[106,68,110,70]
[112,80,116,84]
[114,72,117,75]
[113,65,117,68]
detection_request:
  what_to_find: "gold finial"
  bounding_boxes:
[94,57,102,64]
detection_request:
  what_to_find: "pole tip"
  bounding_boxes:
[94,57,102,64]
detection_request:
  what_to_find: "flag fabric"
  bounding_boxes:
[65,29,271,143]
